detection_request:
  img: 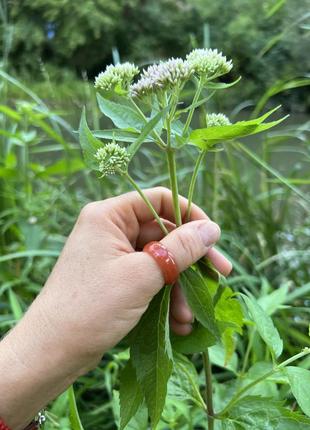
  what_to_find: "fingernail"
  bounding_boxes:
[198,221,220,247]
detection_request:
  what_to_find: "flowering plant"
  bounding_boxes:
[79,49,310,429]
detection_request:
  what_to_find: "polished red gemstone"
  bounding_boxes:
[143,241,179,285]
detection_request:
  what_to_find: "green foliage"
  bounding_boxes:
[180,266,219,338]
[241,294,283,359]
[77,49,310,429]
[130,287,173,428]
[190,107,287,148]
[1,27,309,429]
[222,396,310,429]
[286,366,310,417]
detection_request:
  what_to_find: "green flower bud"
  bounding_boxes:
[186,49,233,79]
[95,143,130,176]
[206,113,231,127]
[94,63,139,93]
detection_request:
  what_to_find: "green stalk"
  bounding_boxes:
[124,172,169,235]
[203,350,215,430]
[182,78,204,137]
[166,147,182,226]
[186,149,206,221]
[217,348,310,417]
[129,97,166,148]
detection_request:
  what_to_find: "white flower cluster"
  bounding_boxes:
[186,49,233,78]
[205,113,231,127]
[95,49,233,98]
[95,143,130,176]
[130,58,192,98]
[94,63,139,92]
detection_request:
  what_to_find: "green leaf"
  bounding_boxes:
[128,109,167,159]
[93,129,153,143]
[209,344,238,373]
[68,386,84,430]
[189,106,287,148]
[286,366,310,417]
[198,260,243,363]
[97,94,144,131]
[171,321,216,354]
[179,266,219,338]
[79,109,102,170]
[119,360,144,430]
[241,294,283,358]
[168,353,205,408]
[205,76,241,90]
[130,286,173,429]
[258,283,289,316]
[223,396,310,429]
[8,289,23,320]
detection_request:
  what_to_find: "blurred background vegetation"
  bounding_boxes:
[0,0,309,428]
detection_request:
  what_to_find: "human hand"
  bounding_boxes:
[0,187,231,429]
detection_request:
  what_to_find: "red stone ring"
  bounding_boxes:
[143,241,179,285]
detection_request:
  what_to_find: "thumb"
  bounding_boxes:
[160,220,221,273]
[122,220,220,297]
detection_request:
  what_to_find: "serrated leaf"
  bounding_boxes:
[198,260,243,362]
[168,353,205,408]
[179,266,219,338]
[130,286,173,429]
[79,109,102,170]
[241,294,283,358]
[189,106,287,148]
[286,366,310,417]
[97,94,144,131]
[171,321,216,354]
[113,391,148,430]
[223,396,310,429]
[119,360,143,430]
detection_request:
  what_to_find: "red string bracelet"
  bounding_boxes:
[0,418,11,430]
[143,241,179,285]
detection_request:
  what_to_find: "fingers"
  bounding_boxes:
[207,247,232,277]
[170,316,192,336]
[136,219,174,249]
[107,187,209,227]
[160,220,220,273]
[170,283,193,324]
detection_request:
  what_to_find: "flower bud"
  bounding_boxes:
[95,143,130,176]
[130,58,192,98]
[206,113,231,127]
[186,49,233,79]
[95,63,139,93]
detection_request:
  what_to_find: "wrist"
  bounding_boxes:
[0,296,96,430]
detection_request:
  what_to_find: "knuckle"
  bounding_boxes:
[79,201,105,223]
[177,228,200,263]
[154,186,171,196]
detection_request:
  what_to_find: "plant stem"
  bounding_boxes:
[124,172,169,235]
[218,348,310,417]
[166,148,182,226]
[186,149,206,221]
[203,350,215,430]
[241,329,255,375]
[129,97,166,148]
[183,78,204,137]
